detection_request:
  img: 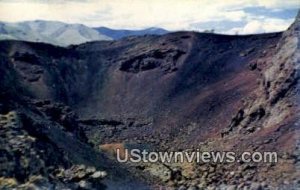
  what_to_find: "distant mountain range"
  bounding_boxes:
[0,20,112,46]
[0,20,168,46]
[94,26,168,40]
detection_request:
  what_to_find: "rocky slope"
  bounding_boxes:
[0,12,299,190]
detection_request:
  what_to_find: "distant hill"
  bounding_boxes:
[0,20,169,46]
[94,26,169,40]
[0,20,112,46]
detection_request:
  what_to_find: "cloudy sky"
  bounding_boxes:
[0,0,299,34]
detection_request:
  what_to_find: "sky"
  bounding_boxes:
[0,0,299,34]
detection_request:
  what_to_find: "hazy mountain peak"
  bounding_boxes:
[0,20,112,46]
[94,26,168,40]
[0,20,169,45]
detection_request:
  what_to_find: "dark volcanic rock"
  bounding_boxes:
[0,12,299,189]
[119,49,185,73]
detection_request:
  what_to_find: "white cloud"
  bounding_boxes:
[256,0,300,9]
[226,18,293,34]
[0,0,298,32]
